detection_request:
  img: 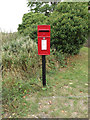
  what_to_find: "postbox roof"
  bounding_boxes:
[38,25,50,37]
[38,25,50,30]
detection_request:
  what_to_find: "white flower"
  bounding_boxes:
[85,83,88,86]
[69,83,73,85]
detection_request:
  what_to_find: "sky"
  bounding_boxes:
[0,0,29,33]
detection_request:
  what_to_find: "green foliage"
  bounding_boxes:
[88,1,90,34]
[27,2,43,13]
[2,47,88,117]
[54,50,67,67]
[2,36,41,77]
[18,12,47,42]
[27,2,57,16]
[47,2,88,54]
[18,2,88,55]
[2,34,66,117]
[55,3,88,21]
[50,13,88,54]
[2,32,19,45]
[2,35,64,78]
[2,73,40,117]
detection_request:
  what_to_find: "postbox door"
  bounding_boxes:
[38,37,50,55]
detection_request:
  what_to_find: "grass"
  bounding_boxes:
[2,47,88,118]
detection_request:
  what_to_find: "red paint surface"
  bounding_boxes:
[38,25,50,55]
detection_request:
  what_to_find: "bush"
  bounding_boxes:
[50,13,88,54]
[47,3,88,55]
[18,12,47,42]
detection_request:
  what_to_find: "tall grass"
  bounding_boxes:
[2,34,66,78]
[2,32,19,45]
[2,32,67,117]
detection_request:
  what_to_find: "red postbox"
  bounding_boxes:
[38,25,50,55]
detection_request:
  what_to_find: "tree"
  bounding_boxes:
[27,2,58,16]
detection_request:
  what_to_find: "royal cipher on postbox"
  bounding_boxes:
[37,25,50,55]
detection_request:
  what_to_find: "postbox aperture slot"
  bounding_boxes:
[39,30,49,32]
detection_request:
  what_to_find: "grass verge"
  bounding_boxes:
[2,47,88,118]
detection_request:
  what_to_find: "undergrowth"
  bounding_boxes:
[2,33,67,117]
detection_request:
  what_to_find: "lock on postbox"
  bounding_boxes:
[38,25,50,55]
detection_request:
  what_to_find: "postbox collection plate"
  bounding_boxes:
[38,25,50,55]
[41,40,47,50]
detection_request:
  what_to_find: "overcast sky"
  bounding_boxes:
[0,0,29,33]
